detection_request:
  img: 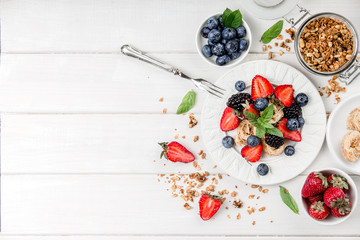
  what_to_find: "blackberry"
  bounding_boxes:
[283,104,302,119]
[226,93,252,112]
[265,134,284,149]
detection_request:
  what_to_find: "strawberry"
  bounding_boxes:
[327,174,349,193]
[274,85,294,107]
[251,75,274,100]
[308,194,323,203]
[309,201,329,220]
[330,197,352,217]
[243,102,260,117]
[301,172,328,198]
[323,187,345,208]
[199,192,222,221]
[220,107,240,132]
[276,118,302,142]
[158,142,195,163]
[241,144,263,163]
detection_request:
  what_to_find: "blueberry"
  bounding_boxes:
[229,51,241,60]
[239,39,249,51]
[286,118,299,131]
[298,117,305,127]
[211,43,226,56]
[225,40,239,53]
[235,80,246,92]
[247,135,260,147]
[257,163,269,176]
[208,29,221,43]
[284,145,295,156]
[254,98,268,111]
[221,39,228,45]
[208,39,216,47]
[206,17,219,29]
[202,45,212,58]
[295,93,308,107]
[217,25,223,32]
[222,27,237,40]
[218,15,224,27]
[200,27,211,38]
[236,26,247,38]
[216,55,231,66]
[222,136,234,148]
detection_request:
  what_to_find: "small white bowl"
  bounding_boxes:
[195,13,252,67]
[300,168,358,225]
[327,93,360,174]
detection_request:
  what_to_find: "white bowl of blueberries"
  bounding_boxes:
[196,9,251,67]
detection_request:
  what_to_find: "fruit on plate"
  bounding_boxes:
[257,163,269,176]
[283,104,302,119]
[295,93,309,107]
[286,118,300,131]
[309,201,330,220]
[330,197,352,217]
[199,192,222,220]
[264,133,284,149]
[222,136,235,148]
[220,107,240,131]
[158,142,195,163]
[253,97,269,111]
[251,75,274,100]
[327,174,349,193]
[301,172,328,198]
[235,80,246,92]
[227,93,252,112]
[323,187,345,208]
[277,118,302,142]
[243,103,259,117]
[308,194,323,203]
[284,145,295,156]
[241,144,263,162]
[274,85,294,107]
[247,135,260,147]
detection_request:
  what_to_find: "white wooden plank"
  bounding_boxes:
[0,53,353,113]
[1,0,360,53]
[1,113,346,174]
[1,174,360,235]
[2,237,360,240]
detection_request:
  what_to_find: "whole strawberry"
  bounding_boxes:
[327,174,349,193]
[323,187,345,208]
[330,197,352,217]
[199,192,222,221]
[301,172,329,198]
[309,201,329,220]
[158,142,195,163]
[308,194,323,203]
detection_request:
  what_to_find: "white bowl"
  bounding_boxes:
[300,168,358,225]
[195,13,252,67]
[327,93,360,174]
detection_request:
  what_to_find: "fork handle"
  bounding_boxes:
[121,45,181,75]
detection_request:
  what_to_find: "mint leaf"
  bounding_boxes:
[176,90,196,114]
[243,111,259,126]
[279,186,299,214]
[256,125,266,138]
[222,8,232,24]
[223,9,242,28]
[261,20,283,44]
[260,104,274,123]
[258,119,274,129]
[266,127,283,137]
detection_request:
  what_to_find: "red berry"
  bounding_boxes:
[158,141,195,163]
[277,118,302,142]
[274,85,294,107]
[220,107,240,132]
[323,187,345,208]
[251,75,274,100]
[309,201,329,220]
[199,193,222,221]
[301,172,328,198]
[241,144,263,163]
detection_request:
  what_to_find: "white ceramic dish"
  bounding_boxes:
[327,93,360,174]
[242,0,299,20]
[195,13,252,68]
[201,60,326,185]
[300,168,358,225]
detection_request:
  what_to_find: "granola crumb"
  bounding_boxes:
[193,136,199,142]
[184,203,192,210]
[262,45,267,52]
[258,186,263,192]
[252,221,256,225]
[270,220,274,223]
[285,39,292,43]
[227,215,231,219]
[225,206,229,210]
[174,133,179,139]
[162,108,167,114]
[286,46,290,52]
[251,184,259,188]
[188,114,198,128]
[277,34,283,40]
[181,136,186,139]
[201,152,206,159]
[213,165,217,168]
[231,191,237,197]
[192,161,201,171]
[280,41,285,48]
[198,150,203,156]
[268,51,273,59]
[262,189,269,194]
[268,45,272,49]
[205,184,215,192]
[233,199,243,208]
[218,174,223,179]
[279,50,284,56]
[249,195,255,199]
[237,213,241,220]
[275,42,279,47]
[159,97,164,102]
[259,206,266,212]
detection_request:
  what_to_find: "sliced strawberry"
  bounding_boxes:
[308,194,323,203]
[158,142,195,163]
[277,118,302,142]
[241,144,263,163]
[244,103,259,117]
[199,192,222,221]
[274,85,294,107]
[251,75,274,100]
[220,107,240,132]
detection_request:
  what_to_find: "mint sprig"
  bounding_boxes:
[222,8,242,28]
[260,20,283,44]
[243,104,283,138]
[176,90,196,114]
[279,186,299,214]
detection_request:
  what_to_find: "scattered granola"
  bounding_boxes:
[206,184,215,192]
[318,75,346,104]
[184,203,192,210]
[279,50,284,56]
[262,45,267,52]
[233,199,243,208]
[159,97,164,102]
[162,108,167,114]
[174,133,179,139]
[268,51,273,59]
[252,221,256,225]
[193,136,199,142]
[193,161,201,171]
[189,114,198,128]
[237,213,241,219]
[201,152,206,159]
[259,206,266,211]
[231,191,237,197]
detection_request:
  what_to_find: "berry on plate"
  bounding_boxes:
[216,55,231,66]
[222,136,234,148]
[206,17,219,30]
[327,174,349,193]
[309,201,329,220]
[251,75,274,100]
[239,39,248,51]
[301,172,328,198]
[265,134,284,149]
[330,197,352,217]
[274,85,294,107]
[208,29,221,43]
[241,144,263,163]
[222,27,237,40]
[257,163,269,176]
[225,40,239,53]
[253,97,269,111]
[235,81,246,92]
[298,117,305,127]
[201,27,211,38]
[202,45,212,58]
[158,142,195,163]
[220,107,240,131]
[227,93,252,112]
[199,192,222,220]
[212,43,226,56]
[284,145,295,156]
[229,51,241,60]
[308,194,323,203]
[286,118,299,131]
[247,135,260,147]
[283,104,302,119]
[236,25,246,38]
[295,93,308,107]
[323,187,345,207]
[277,118,302,142]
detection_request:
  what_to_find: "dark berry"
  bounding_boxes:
[212,43,226,56]
[298,117,305,127]
[222,136,234,148]
[286,118,299,131]
[225,39,239,53]
[206,17,219,30]
[208,29,221,43]
[257,163,269,176]
[283,104,302,119]
[264,134,284,149]
[235,81,246,92]
[247,135,260,147]
[221,39,228,45]
[254,98,268,111]
[202,45,212,58]
[216,55,230,66]
[226,93,252,111]
[218,15,224,27]
[222,27,237,40]
[295,93,308,107]
[229,51,241,60]
[201,27,210,38]
[285,145,295,156]
[217,25,223,32]
[208,39,216,47]
[239,39,248,51]
[236,26,246,38]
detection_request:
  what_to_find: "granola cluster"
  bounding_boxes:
[299,17,354,72]
[318,75,346,104]
[263,28,295,59]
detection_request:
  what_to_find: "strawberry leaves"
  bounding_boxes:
[243,104,283,138]
[280,186,299,214]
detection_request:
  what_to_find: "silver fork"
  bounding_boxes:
[121,45,226,98]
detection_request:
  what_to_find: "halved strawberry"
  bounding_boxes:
[220,107,240,132]
[277,118,302,142]
[243,103,259,118]
[199,192,222,221]
[274,85,294,107]
[251,75,274,100]
[241,144,263,163]
[158,142,195,163]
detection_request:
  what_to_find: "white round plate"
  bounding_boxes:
[327,93,360,175]
[242,0,299,20]
[201,60,326,185]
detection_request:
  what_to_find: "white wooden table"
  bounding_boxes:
[0,0,360,239]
